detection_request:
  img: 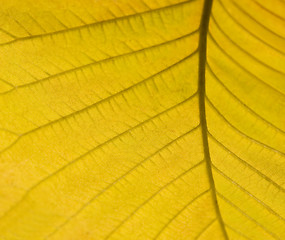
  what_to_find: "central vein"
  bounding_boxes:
[198,0,229,239]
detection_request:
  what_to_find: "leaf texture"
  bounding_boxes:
[0,0,284,239]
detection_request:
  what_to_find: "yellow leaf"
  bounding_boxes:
[0,0,284,239]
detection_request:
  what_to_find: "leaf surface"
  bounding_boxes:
[0,0,284,239]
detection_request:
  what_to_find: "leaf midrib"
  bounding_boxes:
[198,0,229,239]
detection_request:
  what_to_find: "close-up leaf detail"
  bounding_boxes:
[0,0,284,239]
